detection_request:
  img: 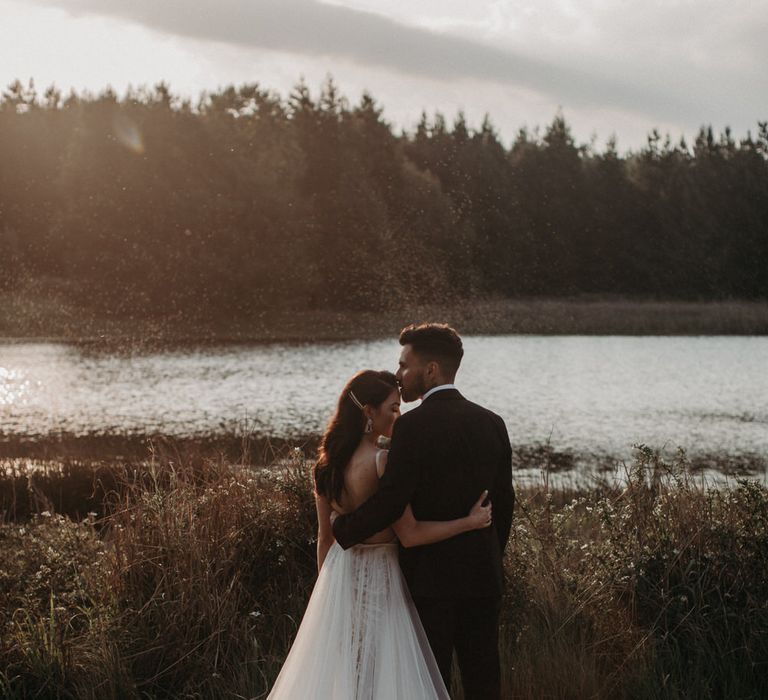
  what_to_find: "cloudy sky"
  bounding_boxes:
[2,0,766,149]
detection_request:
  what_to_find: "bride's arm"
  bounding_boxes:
[392,491,491,548]
[375,449,492,548]
[315,492,335,572]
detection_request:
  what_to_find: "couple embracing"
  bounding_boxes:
[268,324,515,699]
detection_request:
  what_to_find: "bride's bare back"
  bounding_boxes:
[333,443,394,544]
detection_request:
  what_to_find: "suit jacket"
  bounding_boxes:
[332,388,514,598]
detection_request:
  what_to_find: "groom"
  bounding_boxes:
[332,323,514,699]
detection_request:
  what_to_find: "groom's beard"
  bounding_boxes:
[401,374,428,403]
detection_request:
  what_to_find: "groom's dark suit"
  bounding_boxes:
[332,388,514,699]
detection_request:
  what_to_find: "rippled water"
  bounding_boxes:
[1,337,767,460]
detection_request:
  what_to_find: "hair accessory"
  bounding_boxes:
[348,391,364,410]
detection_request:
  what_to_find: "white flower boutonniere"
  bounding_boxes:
[376,435,391,450]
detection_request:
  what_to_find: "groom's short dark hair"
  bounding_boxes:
[399,323,464,378]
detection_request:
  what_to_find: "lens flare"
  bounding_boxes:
[113,114,144,154]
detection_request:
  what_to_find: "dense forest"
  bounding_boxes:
[1,78,767,318]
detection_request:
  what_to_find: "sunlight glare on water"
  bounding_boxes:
[0,336,766,461]
[0,366,33,407]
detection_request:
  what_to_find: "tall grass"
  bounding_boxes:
[4,290,768,341]
[502,446,768,698]
[1,448,317,699]
[1,445,766,698]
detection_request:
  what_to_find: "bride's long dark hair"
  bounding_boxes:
[314,369,398,503]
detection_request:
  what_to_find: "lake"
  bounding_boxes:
[1,336,766,470]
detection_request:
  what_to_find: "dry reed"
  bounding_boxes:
[1,444,766,698]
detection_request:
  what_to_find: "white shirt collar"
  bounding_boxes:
[421,383,457,402]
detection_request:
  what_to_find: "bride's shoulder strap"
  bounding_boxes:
[375,448,388,478]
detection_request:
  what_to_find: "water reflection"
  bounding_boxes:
[0,366,33,406]
[1,337,767,462]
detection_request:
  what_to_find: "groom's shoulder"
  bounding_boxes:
[457,395,497,418]
[390,405,427,442]
[474,399,505,423]
[423,393,505,425]
[461,397,509,433]
[395,400,448,435]
[397,403,428,426]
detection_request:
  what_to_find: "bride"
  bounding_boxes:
[267,370,492,699]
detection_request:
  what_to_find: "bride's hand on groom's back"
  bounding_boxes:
[467,490,492,530]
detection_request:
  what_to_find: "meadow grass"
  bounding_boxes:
[1,444,766,699]
[3,283,768,343]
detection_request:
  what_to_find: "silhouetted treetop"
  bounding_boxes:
[1,78,766,314]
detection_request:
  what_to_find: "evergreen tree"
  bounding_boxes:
[1,78,766,317]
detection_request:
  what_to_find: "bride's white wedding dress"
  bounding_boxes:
[267,538,449,699]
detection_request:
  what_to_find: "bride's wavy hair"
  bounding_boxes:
[314,369,399,503]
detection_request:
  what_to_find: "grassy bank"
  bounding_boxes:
[3,282,768,343]
[2,432,765,517]
[1,445,767,699]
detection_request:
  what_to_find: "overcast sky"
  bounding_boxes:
[2,0,766,150]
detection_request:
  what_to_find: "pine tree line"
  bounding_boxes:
[1,78,766,317]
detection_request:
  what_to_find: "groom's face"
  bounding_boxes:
[396,344,428,403]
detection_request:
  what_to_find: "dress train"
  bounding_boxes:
[267,541,449,699]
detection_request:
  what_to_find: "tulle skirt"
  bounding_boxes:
[267,541,449,699]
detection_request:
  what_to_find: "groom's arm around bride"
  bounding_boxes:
[332,323,514,699]
[332,382,514,595]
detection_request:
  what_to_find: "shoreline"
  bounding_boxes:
[2,432,765,480]
[3,297,768,345]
